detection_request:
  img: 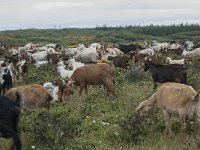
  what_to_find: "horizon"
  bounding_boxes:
[1,22,200,32]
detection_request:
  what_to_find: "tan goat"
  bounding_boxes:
[136,83,200,138]
[5,84,53,110]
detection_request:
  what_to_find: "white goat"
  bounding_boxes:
[67,58,85,70]
[166,57,185,65]
[184,48,200,59]
[65,48,79,57]
[74,51,99,63]
[138,48,155,55]
[184,41,194,51]
[78,44,96,52]
[43,82,59,102]
[106,48,123,56]
[57,66,73,79]
[31,51,47,61]
[35,60,48,68]
[151,42,169,52]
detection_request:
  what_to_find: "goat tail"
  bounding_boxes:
[0,126,22,150]
[15,92,21,108]
[136,92,157,112]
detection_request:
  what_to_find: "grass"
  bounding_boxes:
[0,61,200,149]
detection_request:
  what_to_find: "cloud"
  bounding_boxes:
[34,1,91,11]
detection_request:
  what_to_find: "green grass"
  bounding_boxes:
[0,61,200,149]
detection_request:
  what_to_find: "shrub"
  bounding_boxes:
[125,63,150,82]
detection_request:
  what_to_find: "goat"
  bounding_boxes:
[144,59,187,89]
[0,65,13,95]
[5,84,52,110]
[67,58,85,70]
[62,63,115,100]
[107,54,130,69]
[57,66,73,79]
[138,48,155,56]
[0,93,21,150]
[136,83,200,138]
[74,51,99,63]
[184,48,200,60]
[166,57,185,65]
[43,82,59,102]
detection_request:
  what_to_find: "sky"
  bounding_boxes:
[0,0,200,31]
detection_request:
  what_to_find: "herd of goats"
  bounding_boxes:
[0,40,200,149]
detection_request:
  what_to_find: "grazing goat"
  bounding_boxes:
[16,59,29,78]
[160,48,183,56]
[118,44,138,53]
[57,66,73,79]
[43,82,59,102]
[0,93,21,150]
[166,57,185,65]
[144,59,187,89]
[106,48,123,56]
[31,51,47,61]
[138,48,155,56]
[133,54,161,68]
[184,48,200,60]
[107,54,130,69]
[5,84,52,110]
[74,51,99,63]
[62,63,115,100]
[136,83,200,138]
[67,58,85,70]
[43,80,66,103]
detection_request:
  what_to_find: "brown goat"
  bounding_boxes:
[107,54,130,69]
[5,84,53,110]
[62,63,115,100]
[133,54,161,68]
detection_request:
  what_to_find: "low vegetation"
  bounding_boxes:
[0,61,199,149]
[1,23,200,46]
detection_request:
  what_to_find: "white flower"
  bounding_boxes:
[101,122,106,125]
[32,145,35,149]
[99,141,102,144]
[93,120,96,123]
[115,132,119,136]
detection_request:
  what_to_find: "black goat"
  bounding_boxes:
[118,44,138,53]
[0,93,21,150]
[144,59,187,89]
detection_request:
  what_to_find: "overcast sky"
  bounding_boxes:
[0,0,200,31]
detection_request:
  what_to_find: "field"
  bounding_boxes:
[1,25,200,149]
